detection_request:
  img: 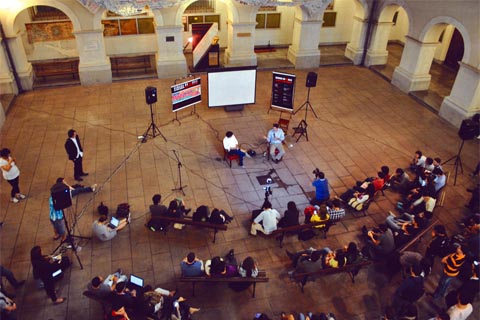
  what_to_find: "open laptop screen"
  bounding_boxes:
[110,216,120,227]
[130,274,144,287]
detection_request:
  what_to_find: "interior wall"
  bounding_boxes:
[254,6,295,46]
[319,0,355,45]
[433,24,454,62]
[388,7,408,44]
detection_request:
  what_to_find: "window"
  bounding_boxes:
[185,0,215,14]
[29,6,68,21]
[183,14,220,31]
[102,17,155,36]
[256,13,281,29]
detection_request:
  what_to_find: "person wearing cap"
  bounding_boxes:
[265,123,285,163]
[432,243,466,299]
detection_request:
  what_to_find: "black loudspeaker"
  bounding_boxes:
[51,183,72,210]
[145,87,157,104]
[458,119,478,140]
[306,72,318,88]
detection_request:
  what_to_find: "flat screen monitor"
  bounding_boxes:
[207,67,257,107]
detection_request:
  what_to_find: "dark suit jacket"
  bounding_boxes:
[65,136,83,160]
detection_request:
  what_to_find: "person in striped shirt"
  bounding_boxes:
[432,243,466,299]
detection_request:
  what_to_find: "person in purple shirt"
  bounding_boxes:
[206,249,238,277]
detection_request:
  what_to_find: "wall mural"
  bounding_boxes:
[76,0,332,16]
[26,21,75,43]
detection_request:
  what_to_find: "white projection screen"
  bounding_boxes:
[207,67,257,107]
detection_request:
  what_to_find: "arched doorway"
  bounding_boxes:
[15,5,80,87]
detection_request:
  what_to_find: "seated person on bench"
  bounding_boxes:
[362,223,395,260]
[146,194,169,231]
[278,201,300,228]
[398,174,436,212]
[92,215,128,241]
[385,211,428,247]
[180,252,204,277]
[87,268,128,299]
[205,249,238,277]
[286,247,346,270]
[325,199,346,221]
[166,198,191,218]
[250,201,281,236]
[239,257,259,278]
[309,204,330,229]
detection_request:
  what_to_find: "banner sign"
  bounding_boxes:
[271,72,295,111]
[171,78,202,112]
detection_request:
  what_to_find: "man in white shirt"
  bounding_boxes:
[223,131,246,168]
[265,124,285,163]
[250,201,281,235]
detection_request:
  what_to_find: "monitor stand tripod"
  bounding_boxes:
[142,103,166,143]
[171,150,187,195]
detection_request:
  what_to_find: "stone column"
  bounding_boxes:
[74,30,111,85]
[5,34,33,90]
[345,15,368,65]
[391,36,437,93]
[155,25,188,78]
[0,35,17,94]
[224,21,257,67]
[365,21,393,66]
[287,16,321,69]
[439,62,480,127]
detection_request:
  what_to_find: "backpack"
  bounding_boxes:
[97,202,109,215]
[192,205,210,222]
[298,229,315,241]
[116,203,130,219]
[146,219,169,232]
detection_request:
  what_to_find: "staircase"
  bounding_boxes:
[192,23,219,69]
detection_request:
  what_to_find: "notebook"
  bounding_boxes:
[108,216,120,229]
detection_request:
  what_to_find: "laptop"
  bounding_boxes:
[127,274,144,294]
[108,216,120,229]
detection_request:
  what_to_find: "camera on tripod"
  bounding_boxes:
[313,168,321,178]
[263,178,273,196]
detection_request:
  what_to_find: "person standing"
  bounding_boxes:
[0,148,26,203]
[432,243,466,299]
[64,129,88,181]
[265,124,285,163]
[223,131,247,168]
[311,170,330,205]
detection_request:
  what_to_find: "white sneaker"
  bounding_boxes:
[91,184,97,192]
[11,197,19,203]
[245,152,252,159]
[18,194,27,199]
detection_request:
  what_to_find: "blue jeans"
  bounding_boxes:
[228,149,245,166]
[71,186,93,197]
[433,272,453,299]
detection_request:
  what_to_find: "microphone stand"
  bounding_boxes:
[171,150,187,195]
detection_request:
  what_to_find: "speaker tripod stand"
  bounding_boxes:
[142,103,166,143]
[51,208,90,269]
[294,86,318,121]
[444,139,465,186]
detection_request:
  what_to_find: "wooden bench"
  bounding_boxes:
[397,218,439,254]
[83,290,157,320]
[269,220,334,248]
[32,59,79,80]
[148,216,227,243]
[179,270,269,298]
[291,260,373,292]
[110,55,152,75]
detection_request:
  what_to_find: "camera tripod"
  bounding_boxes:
[142,103,166,143]
[51,208,90,269]
[444,139,465,185]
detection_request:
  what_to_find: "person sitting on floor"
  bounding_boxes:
[87,268,127,299]
[92,215,128,241]
[390,168,411,195]
[180,252,204,277]
[410,150,427,172]
[385,211,427,247]
[142,285,191,319]
[0,290,17,320]
[278,201,300,228]
[109,281,141,319]
[432,167,447,193]
[239,256,259,278]
[424,157,435,172]
[250,201,281,236]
